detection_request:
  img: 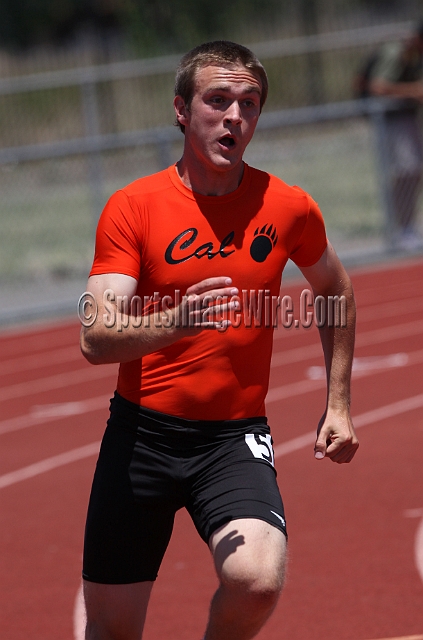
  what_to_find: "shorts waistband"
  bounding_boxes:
[108,392,268,442]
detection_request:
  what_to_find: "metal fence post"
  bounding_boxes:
[80,81,106,223]
[369,103,396,247]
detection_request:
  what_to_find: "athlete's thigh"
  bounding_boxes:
[209,518,287,588]
[83,417,181,584]
[187,424,287,545]
[84,580,153,640]
[186,424,288,586]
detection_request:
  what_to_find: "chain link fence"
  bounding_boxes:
[1,16,422,324]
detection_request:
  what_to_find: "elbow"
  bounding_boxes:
[81,348,103,366]
[80,329,108,365]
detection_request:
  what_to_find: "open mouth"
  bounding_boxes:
[218,136,236,149]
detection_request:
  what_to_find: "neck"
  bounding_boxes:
[175,155,245,196]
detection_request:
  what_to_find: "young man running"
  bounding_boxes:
[80,40,358,640]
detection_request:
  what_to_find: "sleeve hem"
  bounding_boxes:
[291,238,328,268]
[88,267,140,280]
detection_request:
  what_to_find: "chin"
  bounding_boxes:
[211,153,241,170]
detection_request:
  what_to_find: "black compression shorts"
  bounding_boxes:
[82,392,287,584]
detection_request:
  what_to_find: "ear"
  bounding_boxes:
[174,95,190,128]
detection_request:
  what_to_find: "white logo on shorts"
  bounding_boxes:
[270,510,286,528]
[245,433,275,467]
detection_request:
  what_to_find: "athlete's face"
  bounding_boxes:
[175,64,262,173]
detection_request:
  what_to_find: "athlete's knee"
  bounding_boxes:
[217,579,282,624]
[240,578,282,614]
[211,519,287,615]
[219,555,285,612]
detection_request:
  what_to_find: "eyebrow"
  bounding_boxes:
[205,84,262,96]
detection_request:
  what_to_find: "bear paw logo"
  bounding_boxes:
[250,224,278,263]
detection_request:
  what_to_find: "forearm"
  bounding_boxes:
[80,311,183,365]
[79,275,238,365]
[300,243,358,462]
[317,282,356,412]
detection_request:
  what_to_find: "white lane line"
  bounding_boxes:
[31,401,102,419]
[0,395,111,435]
[273,393,423,458]
[273,322,421,366]
[404,508,423,519]
[415,516,423,587]
[0,442,101,489]
[0,324,79,360]
[353,270,423,305]
[0,345,82,375]
[272,319,423,363]
[354,320,423,348]
[364,636,423,640]
[355,296,423,323]
[0,364,117,403]
[307,353,408,379]
[267,378,325,403]
[268,348,423,405]
[351,348,423,374]
[405,507,423,587]
[272,294,423,342]
[350,353,409,370]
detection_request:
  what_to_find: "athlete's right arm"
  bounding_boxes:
[79,273,239,365]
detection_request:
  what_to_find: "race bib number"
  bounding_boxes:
[245,433,275,467]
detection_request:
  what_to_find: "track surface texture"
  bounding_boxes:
[1,257,422,640]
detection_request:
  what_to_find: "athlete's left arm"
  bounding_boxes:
[299,242,359,464]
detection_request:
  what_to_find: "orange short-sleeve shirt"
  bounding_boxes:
[90,163,327,420]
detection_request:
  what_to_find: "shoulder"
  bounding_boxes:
[101,167,176,219]
[247,165,312,205]
[118,167,175,200]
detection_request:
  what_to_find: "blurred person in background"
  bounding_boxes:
[367,22,423,251]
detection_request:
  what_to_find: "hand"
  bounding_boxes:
[175,276,240,333]
[314,408,359,464]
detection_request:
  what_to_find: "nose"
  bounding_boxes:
[224,100,242,124]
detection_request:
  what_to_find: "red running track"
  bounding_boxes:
[1,257,423,640]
